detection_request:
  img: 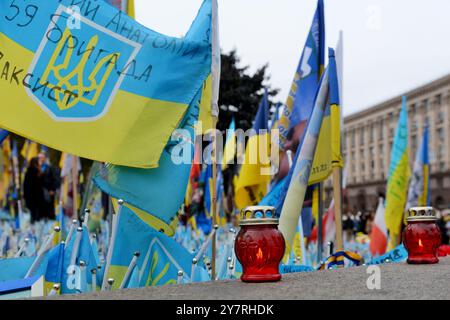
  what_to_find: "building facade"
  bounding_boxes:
[326,74,450,213]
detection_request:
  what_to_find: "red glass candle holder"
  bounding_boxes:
[234,206,285,282]
[403,207,441,264]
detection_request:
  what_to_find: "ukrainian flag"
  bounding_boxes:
[222,118,236,170]
[385,96,410,250]
[43,243,65,296]
[20,140,39,162]
[61,226,98,294]
[106,204,207,289]
[234,90,271,210]
[406,126,430,207]
[0,0,213,168]
[278,0,325,147]
[309,48,343,184]
[94,88,202,236]
[278,65,330,260]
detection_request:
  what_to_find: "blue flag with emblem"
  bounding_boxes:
[106,204,208,288]
[0,0,213,168]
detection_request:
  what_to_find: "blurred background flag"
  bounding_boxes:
[234,89,271,210]
[222,118,236,170]
[406,126,430,208]
[369,197,388,256]
[0,0,212,168]
[0,130,9,145]
[278,0,325,147]
[385,96,410,250]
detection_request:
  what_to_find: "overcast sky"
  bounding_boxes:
[134,0,450,116]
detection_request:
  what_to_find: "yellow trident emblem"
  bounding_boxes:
[40,28,121,111]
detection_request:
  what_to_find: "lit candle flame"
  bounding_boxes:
[256,248,263,260]
[418,239,423,248]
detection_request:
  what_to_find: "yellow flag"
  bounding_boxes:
[234,92,271,210]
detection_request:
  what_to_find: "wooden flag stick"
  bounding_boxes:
[317,183,324,264]
[211,117,218,281]
[332,167,344,252]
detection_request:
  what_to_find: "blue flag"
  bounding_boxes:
[278,0,325,145]
[107,204,207,289]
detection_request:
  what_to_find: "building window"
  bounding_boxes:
[410,103,416,115]
[351,129,355,147]
[438,143,445,160]
[370,124,374,143]
[423,99,429,112]
[436,94,442,106]
[360,127,364,144]
[437,127,445,142]
[438,111,444,124]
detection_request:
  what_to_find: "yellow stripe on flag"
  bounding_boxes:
[0,33,187,168]
[234,133,271,210]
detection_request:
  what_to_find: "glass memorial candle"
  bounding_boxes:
[403,207,441,264]
[234,206,285,282]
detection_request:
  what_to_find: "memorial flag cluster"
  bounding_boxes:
[0,0,445,299]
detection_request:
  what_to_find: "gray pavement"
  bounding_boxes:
[51,257,450,300]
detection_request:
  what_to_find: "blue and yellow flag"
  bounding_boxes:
[222,118,236,170]
[61,226,98,294]
[20,140,39,162]
[385,96,410,250]
[94,88,202,236]
[278,0,325,147]
[0,0,212,168]
[43,243,65,295]
[93,0,218,235]
[308,48,343,184]
[107,204,207,289]
[277,66,330,259]
[234,89,271,210]
[406,126,430,207]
